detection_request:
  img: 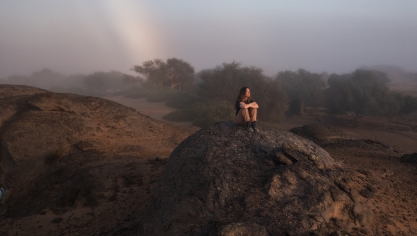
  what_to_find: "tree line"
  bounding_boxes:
[0,68,138,96]
[129,58,417,127]
[2,58,417,128]
[325,70,417,115]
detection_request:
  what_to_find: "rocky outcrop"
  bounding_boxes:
[139,122,374,235]
[0,84,197,217]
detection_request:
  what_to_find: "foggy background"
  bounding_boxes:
[1,0,417,81]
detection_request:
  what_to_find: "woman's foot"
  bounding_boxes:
[251,122,259,132]
[245,122,254,133]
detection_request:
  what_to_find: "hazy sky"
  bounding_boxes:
[1,0,417,78]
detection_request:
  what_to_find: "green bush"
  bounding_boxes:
[164,100,235,128]
[191,101,235,128]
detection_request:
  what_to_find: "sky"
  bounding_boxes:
[1,0,417,78]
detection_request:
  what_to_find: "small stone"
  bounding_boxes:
[51,218,63,224]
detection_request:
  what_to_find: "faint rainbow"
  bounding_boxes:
[102,0,163,64]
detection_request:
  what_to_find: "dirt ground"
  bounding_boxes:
[1,95,416,235]
[325,143,417,235]
[103,96,193,127]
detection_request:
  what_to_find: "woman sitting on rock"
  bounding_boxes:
[235,87,259,132]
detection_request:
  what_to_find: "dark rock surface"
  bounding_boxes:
[139,122,374,235]
[0,84,196,220]
[401,153,417,164]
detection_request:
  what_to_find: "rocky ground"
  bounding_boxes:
[0,85,198,235]
[291,124,417,235]
[0,85,416,235]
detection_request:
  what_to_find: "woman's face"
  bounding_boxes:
[245,88,250,97]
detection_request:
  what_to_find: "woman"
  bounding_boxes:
[235,87,259,132]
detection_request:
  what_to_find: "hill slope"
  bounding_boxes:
[0,85,198,235]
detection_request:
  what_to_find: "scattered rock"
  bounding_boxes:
[359,188,375,199]
[356,168,371,176]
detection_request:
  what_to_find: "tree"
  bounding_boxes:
[324,73,355,114]
[198,62,288,122]
[166,58,195,90]
[276,69,326,111]
[132,58,195,90]
[399,94,417,114]
[324,70,404,116]
[123,74,143,86]
[83,71,126,92]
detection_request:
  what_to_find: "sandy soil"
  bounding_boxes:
[104,96,194,127]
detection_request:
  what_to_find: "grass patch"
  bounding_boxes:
[164,100,235,128]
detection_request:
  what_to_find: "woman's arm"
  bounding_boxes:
[240,102,259,109]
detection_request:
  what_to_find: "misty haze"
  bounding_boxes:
[1,1,417,235]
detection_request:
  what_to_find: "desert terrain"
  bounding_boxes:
[110,96,417,235]
[0,87,416,235]
[106,95,417,154]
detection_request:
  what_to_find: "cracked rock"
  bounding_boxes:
[139,122,374,235]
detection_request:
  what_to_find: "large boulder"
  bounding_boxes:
[139,122,374,235]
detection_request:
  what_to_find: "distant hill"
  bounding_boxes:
[359,65,411,82]
[359,65,417,96]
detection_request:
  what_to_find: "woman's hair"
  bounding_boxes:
[237,87,250,101]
